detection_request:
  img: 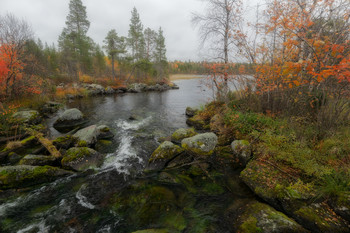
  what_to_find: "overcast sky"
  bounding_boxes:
[0,0,210,61]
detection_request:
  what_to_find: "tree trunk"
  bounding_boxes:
[111,55,115,79]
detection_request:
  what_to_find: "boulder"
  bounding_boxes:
[149,141,184,164]
[73,125,98,146]
[87,84,105,95]
[128,83,148,93]
[171,128,197,144]
[39,102,62,116]
[19,154,57,166]
[0,165,72,189]
[186,115,209,130]
[231,140,252,166]
[53,108,87,132]
[329,193,350,222]
[105,86,115,94]
[97,125,114,140]
[61,147,104,171]
[169,82,179,89]
[53,135,76,150]
[228,200,308,233]
[12,110,41,125]
[181,133,218,157]
[185,107,198,117]
[95,140,114,153]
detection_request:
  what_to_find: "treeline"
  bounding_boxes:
[0,0,168,101]
[169,61,255,74]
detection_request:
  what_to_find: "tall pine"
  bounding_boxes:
[128,7,145,61]
[58,0,93,78]
[154,27,167,62]
[104,29,126,78]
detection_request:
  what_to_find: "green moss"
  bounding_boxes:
[239,216,262,233]
[30,205,53,216]
[202,182,225,195]
[171,128,197,142]
[149,142,184,162]
[132,229,170,233]
[62,147,91,163]
[77,140,88,147]
[294,206,331,229]
[20,136,36,145]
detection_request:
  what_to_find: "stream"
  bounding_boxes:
[0,77,254,232]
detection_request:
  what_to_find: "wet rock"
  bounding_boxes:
[171,128,197,144]
[329,193,350,222]
[231,140,252,166]
[148,141,184,169]
[61,147,104,171]
[7,152,23,165]
[12,110,41,125]
[113,86,127,93]
[86,84,105,95]
[95,140,114,153]
[73,125,98,146]
[19,154,57,166]
[97,125,114,140]
[39,102,62,116]
[132,229,170,233]
[0,165,73,189]
[185,107,199,117]
[53,108,87,133]
[186,115,209,130]
[228,200,308,233]
[169,82,179,89]
[53,135,76,150]
[181,132,218,157]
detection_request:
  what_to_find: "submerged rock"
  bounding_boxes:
[231,140,252,166]
[61,147,103,171]
[53,108,87,132]
[171,128,197,144]
[97,125,114,140]
[0,165,72,189]
[19,154,57,166]
[148,141,184,169]
[181,132,218,157]
[12,110,41,125]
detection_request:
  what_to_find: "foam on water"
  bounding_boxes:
[76,184,95,209]
[116,116,152,130]
[17,220,50,233]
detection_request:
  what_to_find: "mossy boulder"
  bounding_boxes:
[61,147,104,171]
[53,135,76,150]
[231,140,252,166]
[329,193,350,222]
[293,202,349,233]
[39,101,62,116]
[53,108,87,133]
[148,141,184,169]
[232,201,308,233]
[186,115,209,130]
[7,152,23,165]
[19,154,57,166]
[185,107,199,117]
[181,133,218,157]
[97,125,114,140]
[171,128,197,144]
[132,229,170,233]
[12,110,41,125]
[214,146,240,170]
[0,165,72,189]
[95,140,114,153]
[73,125,98,146]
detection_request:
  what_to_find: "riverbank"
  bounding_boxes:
[169,74,207,81]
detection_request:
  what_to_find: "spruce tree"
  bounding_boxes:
[128,7,145,61]
[144,27,157,61]
[154,27,167,62]
[104,29,126,78]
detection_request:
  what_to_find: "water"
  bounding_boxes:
[0,78,218,232]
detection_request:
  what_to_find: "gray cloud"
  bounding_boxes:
[0,0,205,61]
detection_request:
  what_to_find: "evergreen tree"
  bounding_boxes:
[144,27,157,61]
[154,27,167,62]
[104,29,126,78]
[128,7,145,61]
[58,0,93,78]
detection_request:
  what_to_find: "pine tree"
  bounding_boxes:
[58,0,93,78]
[104,29,126,78]
[128,7,145,61]
[154,27,167,62]
[144,27,157,61]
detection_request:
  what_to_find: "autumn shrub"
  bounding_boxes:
[317,170,350,198]
[0,102,21,138]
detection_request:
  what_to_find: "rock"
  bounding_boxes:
[171,128,197,144]
[61,147,104,171]
[86,84,105,95]
[53,135,76,150]
[186,115,209,130]
[181,133,218,157]
[185,107,198,117]
[231,140,252,166]
[12,110,41,125]
[53,108,87,133]
[113,86,127,93]
[169,82,179,89]
[228,200,308,233]
[149,141,184,165]
[132,230,170,233]
[105,86,115,94]
[39,102,62,116]
[329,193,350,222]
[128,83,148,93]
[97,125,114,140]
[19,154,57,166]
[73,125,98,146]
[7,152,23,165]
[95,140,114,153]
[240,159,350,232]
[0,165,73,189]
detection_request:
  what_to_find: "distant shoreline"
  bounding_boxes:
[169,74,207,81]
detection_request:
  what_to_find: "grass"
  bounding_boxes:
[169,74,206,81]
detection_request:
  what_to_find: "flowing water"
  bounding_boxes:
[1,77,227,232]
